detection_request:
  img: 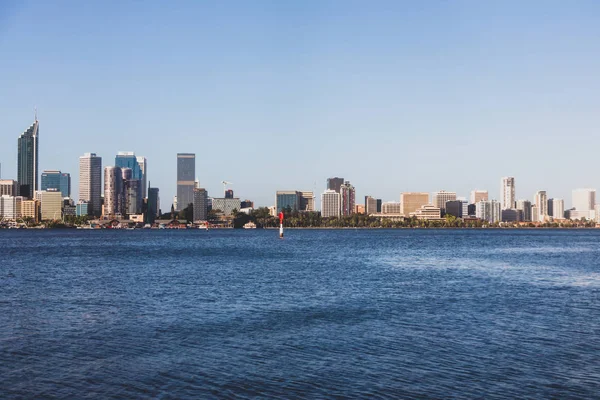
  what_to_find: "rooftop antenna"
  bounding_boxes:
[34,106,37,122]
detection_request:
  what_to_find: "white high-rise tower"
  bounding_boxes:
[501,177,515,209]
[79,153,102,217]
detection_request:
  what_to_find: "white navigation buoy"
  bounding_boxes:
[279,212,284,238]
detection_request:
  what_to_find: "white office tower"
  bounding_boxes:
[476,200,501,223]
[321,190,341,218]
[79,153,102,217]
[136,156,147,198]
[552,199,564,220]
[534,191,547,222]
[501,177,515,209]
[572,189,596,217]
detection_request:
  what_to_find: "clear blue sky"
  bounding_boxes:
[1,1,599,209]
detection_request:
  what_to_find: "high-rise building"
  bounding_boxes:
[115,152,141,179]
[0,180,18,197]
[516,199,532,222]
[136,156,147,198]
[534,191,548,222]
[40,190,63,221]
[104,166,122,217]
[476,200,502,223]
[17,118,39,199]
[176,153,195,211]
[355,204,365,214]
[432,190,456,212]
[79,153,102,217]
[572,189,596,212]
[327,177,344,193]
[400,192,429,216]
[321,190,341,218]
[193,188,208,221]
[532,205,539,223]
[340,181,356,216]
[376,199,382,213]
[547,198,554,217]
[470,190,488,204]
[147,186,160,223]
[276,191,301,213]
[211,197,241,216]
[125,179,142,215]
[551,198,565,220]
[41,170,71,198]
[0,195,23,220]
[381,201,402,214]
[224,189,234,199]
[300,192,315,212]
[365,196,378,215]
[501,177,515,209]
[445,200,465,218]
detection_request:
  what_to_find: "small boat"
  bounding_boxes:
[243,221,257,229]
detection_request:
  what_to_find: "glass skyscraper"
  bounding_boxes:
[176,153,195,211]
[17,119,39,199]
[115,152,144,183]
[41,170,71,198]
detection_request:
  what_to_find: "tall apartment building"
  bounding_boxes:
[476,200,501,223]
[176,153,195,211]
[17,118,39,199]
[193,188,208,221]
[551,198,565,220]
[327,177,344,193]
[79,153,102,217]
[104,166,122,217]
[501,177,515,209]
[470,190,488,204]
[321,190,341,218]
[41,170,71,198]
[534,190,547,222]
[340,181,356,216]
[365,196,378,215]
[400,192,429,216]
[432,190,456,212]
[516,199,532,222]
[0,180,18,197]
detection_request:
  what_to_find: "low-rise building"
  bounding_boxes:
[0,195,23,220]
[41,191,64,221]
[21,199,39,223]
[409,204,442,220]
[382,201,402,215]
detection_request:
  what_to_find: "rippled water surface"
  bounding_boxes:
[2,229,600,398]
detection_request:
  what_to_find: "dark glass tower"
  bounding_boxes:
[17,119,39,199]
[41,171,71,198]
[176,153,195,211]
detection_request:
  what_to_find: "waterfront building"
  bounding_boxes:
[432,191,456,213]
[365,196,378,215]
[41,170,71,198]
[534,191,548,222]
[241,200,254,209]
[400,192,429,216]
[76,201,89,217]
[300,192,315,212]
[147,187,160,223]
[501,177,515,209]
[124,178,142,215]
[211,197,241,216]
[40,191,63,221]
[516,199,532,222]
[321,190,341,218]
[176,153,195,211]
[476,200,502,223]
[551,199,565,220]
[193,188,208,221]
[340,181,356,216]
[268,206,277,217]
[377,199,382,213]
[63,205,76,217]
[115,152,143,182]
[136,156,147,198]
[0,195,23,220]
[501,209,522,222]
[382,201,402,215]
[17,117,39,198]
[445,200,464,218]
[276,191,301,213]
[572,189,596,214]
[327,177,344,193]
[467,203,476,217]
[470,190,488,204]
[21,199,39,223]
[532,205,539,223]
[79,153,102,217]
[104,166,122,217]
[0,180,18,197]
[410,204,442,220]
[355,204,365,214]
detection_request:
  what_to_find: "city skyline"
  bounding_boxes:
[2,2,600,207]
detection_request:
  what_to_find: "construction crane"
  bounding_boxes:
[222,181,232,196]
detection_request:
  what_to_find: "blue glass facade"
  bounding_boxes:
[41,171,71,198]
[276,192,300,213]
[115,154,142,181]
